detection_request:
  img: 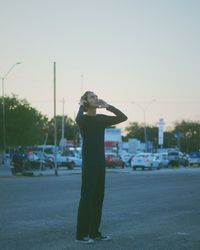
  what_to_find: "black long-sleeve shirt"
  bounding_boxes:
[75,105,127,167]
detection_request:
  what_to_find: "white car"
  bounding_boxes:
[66,154,82,167]
[131,153,161,170]
[56,153,75,169]
[153,153,169,168]
[27,152,40,162]
[188,152,200,167]
[62,152,82,167]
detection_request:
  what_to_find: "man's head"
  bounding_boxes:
[81,91,99,111]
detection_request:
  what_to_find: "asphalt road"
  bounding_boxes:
[0,169,200,250]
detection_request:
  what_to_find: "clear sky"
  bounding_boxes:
[0,0,200,131]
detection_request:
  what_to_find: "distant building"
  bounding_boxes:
[105,128,122,152]
[128,138,141,153]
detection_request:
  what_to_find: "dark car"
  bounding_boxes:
[10,151,24,174]
[105,154,125,168]
[168,151,179,167]
[188,152,200,167]
[179,152,189,167]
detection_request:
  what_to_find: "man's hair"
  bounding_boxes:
[80,91,93,111]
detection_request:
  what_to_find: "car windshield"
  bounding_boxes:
[168,152,179,156]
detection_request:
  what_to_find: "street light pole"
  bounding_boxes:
[2,78,6,164]
[53,62,58,176]
[143,109,148,152]
[0,62,22,165]
[61,98,65,154]
[132,100,156,152]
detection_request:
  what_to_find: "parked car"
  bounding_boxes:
[56,153,75,169]
[33,151,54,168]
[25,151,54,169]
[151,154,162,168]
[188,152,200,167]
[131,153,161,170]
[26,152,43,169]
[154,153,169,168]
[10,151,24,174]
[120,153,133,167]
[62,152,82,167]
[105,154,125,168]
[179,152,189,166]
[127,154,136,167]
[168,151,179,167]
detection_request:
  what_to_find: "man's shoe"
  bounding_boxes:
[76,237,94,244]
[92,232,111,241]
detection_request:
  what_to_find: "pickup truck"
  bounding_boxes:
[56,153,75,169]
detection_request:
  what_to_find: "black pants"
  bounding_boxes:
[76,166,105,239]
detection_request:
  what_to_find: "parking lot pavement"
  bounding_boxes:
[1,165,200,177]
[0,165,12,176]
[1,168,200,250]
[121,166,200,175]
[0,165,82,177]
[34,167,200,176]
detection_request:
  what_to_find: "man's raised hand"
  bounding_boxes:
[98,99,109,109]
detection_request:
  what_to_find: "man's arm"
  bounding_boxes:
[75,105,85,126]
[103,105,128,127]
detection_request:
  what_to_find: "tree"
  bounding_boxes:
[125,122,144,141]
[124,120,200,153]
[173,120,200,153]
[0,95,48,149]
[47,115,79,145]
[125,122,158,147]
[162,131,176,149]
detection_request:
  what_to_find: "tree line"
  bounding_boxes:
[0,95,199,153]
[124,121,200,153]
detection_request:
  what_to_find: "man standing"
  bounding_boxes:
[75,91,127,244]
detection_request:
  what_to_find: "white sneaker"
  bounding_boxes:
[92,232,111,241]
[76,237,94,244]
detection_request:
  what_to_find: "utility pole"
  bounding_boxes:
[61,98,65,154]
[132,100,156,152]
[0,62,22,165]
[53,62,58,175]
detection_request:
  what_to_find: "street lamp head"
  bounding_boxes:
[16,62,22,65]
